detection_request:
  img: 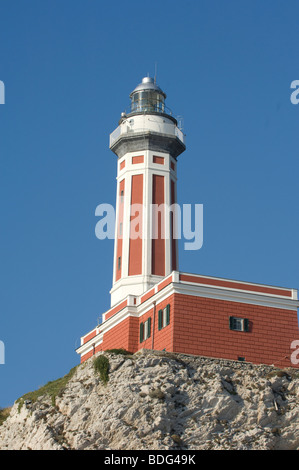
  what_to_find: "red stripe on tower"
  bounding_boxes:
[152,174,165,276]
[128,174,143,276]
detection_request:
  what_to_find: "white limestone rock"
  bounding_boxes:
[0,350,298,450]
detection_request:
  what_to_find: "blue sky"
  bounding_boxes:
[1,0,299,407]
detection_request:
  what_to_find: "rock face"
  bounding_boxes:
[0,350,298,450]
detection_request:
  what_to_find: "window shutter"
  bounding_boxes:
[229,316,233,330]
[147,317,151,338]
[158,310,163,330]
[244,318,249,332]
[166,304,170,325]
[139,322,144,343]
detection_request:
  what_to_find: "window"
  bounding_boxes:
[140,317,151,343]
[120,190,124,203]
[119,222,123,237]
[229,316,249,332]
[158,304,170,330]
[118,256,121,270]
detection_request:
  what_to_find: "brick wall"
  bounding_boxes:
[173,293,299,368]
[138,295,175,353]
[101,316,137,352]
[80,349,94,363]
[80,290,299,368]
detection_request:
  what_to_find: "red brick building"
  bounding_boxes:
[76,77,299,368]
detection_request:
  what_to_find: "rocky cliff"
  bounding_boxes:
[0,349,298,450]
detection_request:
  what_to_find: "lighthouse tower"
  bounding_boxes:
[109,77,186,306]
[76,75,299,370]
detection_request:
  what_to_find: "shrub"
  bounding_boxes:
[93,355,110,385]
[105,348,133,356]
[0,408,11,426]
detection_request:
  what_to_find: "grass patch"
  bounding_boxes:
[105,348,133,356]
[0,407,11,426]
[93,355,109,385]
[16,365,78,412]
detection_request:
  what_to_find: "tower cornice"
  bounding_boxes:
[110,130,186,160]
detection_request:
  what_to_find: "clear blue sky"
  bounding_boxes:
[1,0,299,408]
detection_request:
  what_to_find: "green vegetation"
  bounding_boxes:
[105,348,132,356]
[16,365,78,412]
[93,355,110,385]
[0,407,11,426]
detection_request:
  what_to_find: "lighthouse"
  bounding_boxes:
[76,76,299,370]
[109,77,186,306]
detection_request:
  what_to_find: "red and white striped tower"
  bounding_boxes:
[109,77,185,306]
